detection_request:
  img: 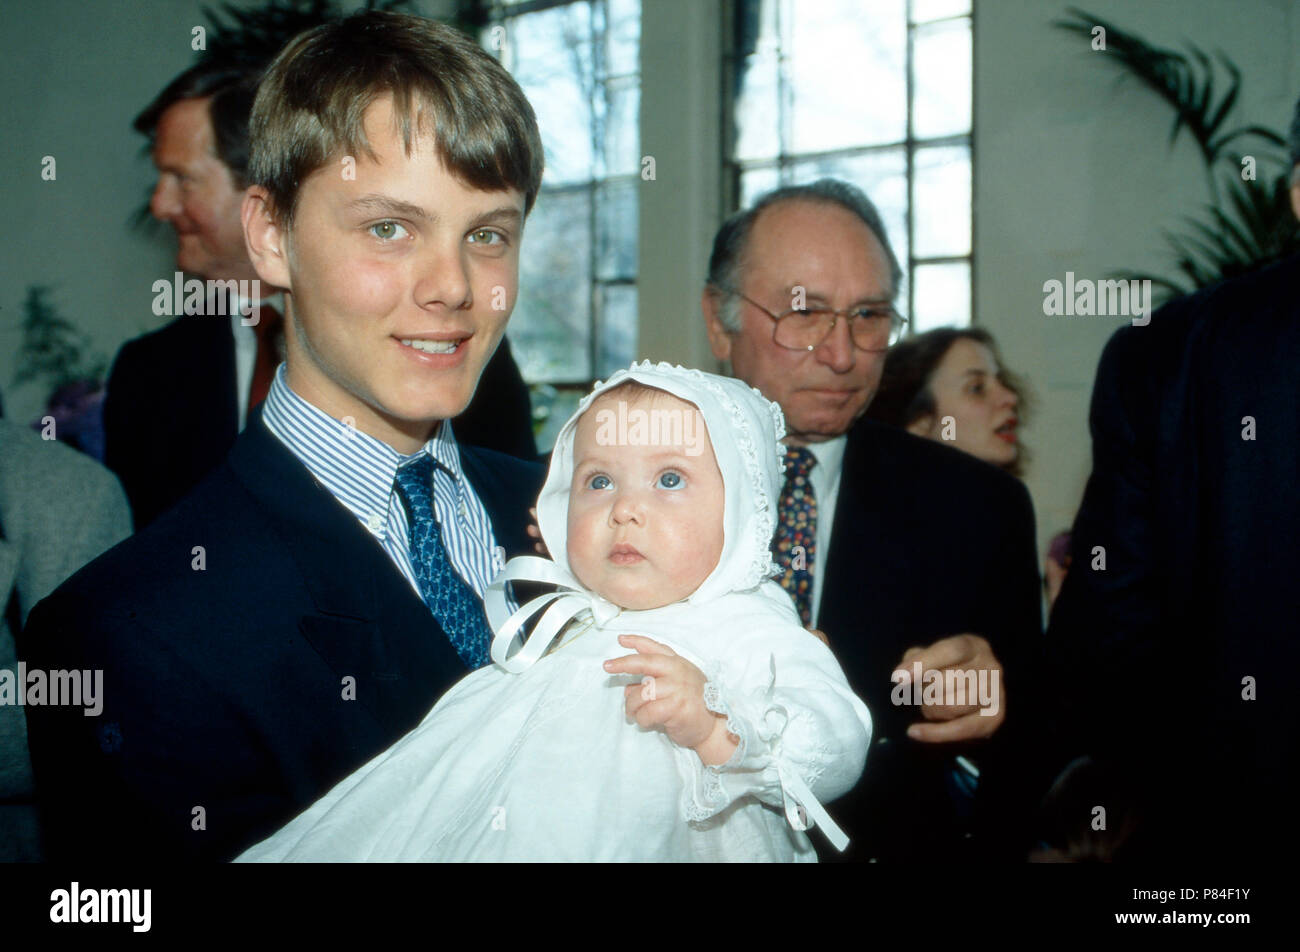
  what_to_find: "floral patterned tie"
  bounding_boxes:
[394,455,492,669]
[773,446,817,626]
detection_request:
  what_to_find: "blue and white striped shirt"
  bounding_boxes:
[260,364,508,604]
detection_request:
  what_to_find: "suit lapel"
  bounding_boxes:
[227,419,466,734]
[175,316,239,457]
[819,422,907,693]
[206,316,240,442]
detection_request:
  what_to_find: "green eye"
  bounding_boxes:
[369,220,407,241]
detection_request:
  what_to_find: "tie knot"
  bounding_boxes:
[394,454,436,512]
[783,446,816,480]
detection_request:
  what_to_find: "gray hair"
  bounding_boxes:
[706,178,903,332]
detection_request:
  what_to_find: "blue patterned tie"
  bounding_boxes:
[394,455,493,669]
[773,446,817,626]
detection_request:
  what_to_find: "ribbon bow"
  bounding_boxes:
[485,556,622,673]
[754,655,852,853]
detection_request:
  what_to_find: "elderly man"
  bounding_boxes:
[106,56,536,528]
[702,179,1043,862]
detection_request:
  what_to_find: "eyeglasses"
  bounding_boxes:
[711,284,907,353]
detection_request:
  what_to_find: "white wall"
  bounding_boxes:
[975,0,1300,554]
[0,0,209,423]
[637,0,723,371]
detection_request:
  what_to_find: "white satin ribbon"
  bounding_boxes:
[759,657,851,853]
[485,556,622,673]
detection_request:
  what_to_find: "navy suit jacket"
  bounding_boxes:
[815,419,1043,861]
[1046,254,1300,861]
[19,414,543,862]
[104,313,238,530]
[104,316,537,529]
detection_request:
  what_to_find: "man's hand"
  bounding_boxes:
[603,634,737,764]
[525,506,548,556]
[893,633,1005,743]
[807,627,830,646]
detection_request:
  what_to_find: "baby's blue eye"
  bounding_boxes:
[657,471,684,490]
[588,474,612,490]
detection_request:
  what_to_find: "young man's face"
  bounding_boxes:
[269,96,525,452]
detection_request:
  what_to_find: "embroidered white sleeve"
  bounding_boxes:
[674,654,867,835]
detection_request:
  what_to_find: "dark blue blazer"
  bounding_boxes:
[815,419,1043,862]
[104,313,239,530]
[19,413,543,862]
[1046,253,1300,862]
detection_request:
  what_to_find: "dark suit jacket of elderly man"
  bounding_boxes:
[1046,253,1300,863]
[0,420,131,861]
[20,411,543,862]
[815,418,1044,863]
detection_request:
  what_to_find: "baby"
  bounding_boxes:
[238,362,871,861]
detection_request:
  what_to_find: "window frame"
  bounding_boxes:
[720,0,975,335]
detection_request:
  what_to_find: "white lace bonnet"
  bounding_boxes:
[535,361,787,606]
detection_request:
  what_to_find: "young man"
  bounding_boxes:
[110,44,537,530]
[20,12,545,862]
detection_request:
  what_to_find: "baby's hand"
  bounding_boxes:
[603,635,737,765]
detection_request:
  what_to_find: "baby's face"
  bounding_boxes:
[567,390,725,610]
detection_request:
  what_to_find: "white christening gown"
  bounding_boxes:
[237,580,871,862]
[239,361,873,862]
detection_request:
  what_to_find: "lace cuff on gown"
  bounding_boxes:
[673,655,850,850]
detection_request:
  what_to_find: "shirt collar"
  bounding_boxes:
[261,364,463,524]
[803,433,846,474]
[785,433,847,477]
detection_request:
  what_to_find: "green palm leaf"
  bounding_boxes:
[1058,7,1298,300]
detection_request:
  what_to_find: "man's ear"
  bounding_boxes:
[1290,173,1300,223]
[702,288,733,362]
[905,414,933,439]
[242,187,291,291]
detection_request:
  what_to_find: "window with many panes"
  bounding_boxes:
[484,0,641,447]
[725,0,972,333]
